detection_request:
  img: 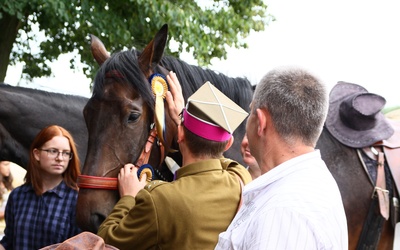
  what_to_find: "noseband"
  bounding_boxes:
[77,125,165,190]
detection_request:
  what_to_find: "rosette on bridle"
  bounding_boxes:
[149,73,168,145]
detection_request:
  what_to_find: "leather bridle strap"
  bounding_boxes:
[77,175,118,190]
[77,126,165,190]
[373,150,390,220]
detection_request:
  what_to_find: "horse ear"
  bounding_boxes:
[138,24,168,77]
[90,34,110,66]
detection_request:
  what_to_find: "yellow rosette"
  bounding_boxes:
[151,75,168,145]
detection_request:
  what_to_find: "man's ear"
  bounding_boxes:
[256,108,267,136]
[224,136,234,152]
[177,125,184,143]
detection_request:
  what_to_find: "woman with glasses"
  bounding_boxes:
[0,125,82,250]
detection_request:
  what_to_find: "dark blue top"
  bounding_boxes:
[0,181,82,249]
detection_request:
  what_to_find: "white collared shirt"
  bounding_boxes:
[215,150,348,250]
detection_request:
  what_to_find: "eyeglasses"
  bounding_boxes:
[39,148,73,160]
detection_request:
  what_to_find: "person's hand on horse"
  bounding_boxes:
[166,71,185,126]
[118,164,147,198]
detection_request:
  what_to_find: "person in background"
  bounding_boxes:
[97,72,252,249]
[0,125,82,250]
[0,161,14,239]
[241,134,260,180]
[215,66,348,249]
[9,162,26,188]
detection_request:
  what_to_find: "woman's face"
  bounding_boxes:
[33,136,71,176]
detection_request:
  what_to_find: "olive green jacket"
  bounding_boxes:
[97,158,252,250]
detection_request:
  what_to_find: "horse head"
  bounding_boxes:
[76,24,178,232]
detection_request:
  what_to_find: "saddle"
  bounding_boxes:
[362,119,400,222]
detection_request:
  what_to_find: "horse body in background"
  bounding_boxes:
[76,24,253,233]
[318,126,395,249]
[0,84,88,168]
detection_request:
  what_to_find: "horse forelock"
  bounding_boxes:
[92,49,155,112]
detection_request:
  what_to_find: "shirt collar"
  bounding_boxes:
[245,150,321,192]
[20,180,68,198]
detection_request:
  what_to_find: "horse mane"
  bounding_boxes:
[159,55,254,112]
[91,49,254,116]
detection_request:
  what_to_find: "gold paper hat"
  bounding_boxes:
[182,81,249,141]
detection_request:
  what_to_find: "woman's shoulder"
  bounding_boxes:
[9,183,30,194]
[7,184,33,202]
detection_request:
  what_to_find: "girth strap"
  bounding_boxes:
[373,151,390,220]
[356,147,391,249]
[356,197,385,250]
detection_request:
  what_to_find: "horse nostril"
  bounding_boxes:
[89,213,106,233]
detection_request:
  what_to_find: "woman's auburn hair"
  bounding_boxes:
[26,125,81,195]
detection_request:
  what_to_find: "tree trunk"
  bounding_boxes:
[0,11,21,82]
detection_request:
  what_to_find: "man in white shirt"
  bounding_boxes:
[215,66,348,249]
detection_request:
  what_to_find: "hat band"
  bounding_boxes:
[182,109,231,142]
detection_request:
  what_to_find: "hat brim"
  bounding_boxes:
[325,81,394,148]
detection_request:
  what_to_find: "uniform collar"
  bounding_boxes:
[174,158,223,180]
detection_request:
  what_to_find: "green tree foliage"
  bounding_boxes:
[0,0,274,83]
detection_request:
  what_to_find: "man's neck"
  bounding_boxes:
[260,137,314,175]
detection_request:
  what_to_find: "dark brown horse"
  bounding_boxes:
[317,126,396,249]
[76,24,253,233]
[75,24,397,249]
[0,84,88,168]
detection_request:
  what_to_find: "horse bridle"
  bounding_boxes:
[77,124,166,190]
[77,71,171,190]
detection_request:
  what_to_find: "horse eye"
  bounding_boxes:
[128,112,140,123]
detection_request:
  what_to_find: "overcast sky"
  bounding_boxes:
[5,0,400,107]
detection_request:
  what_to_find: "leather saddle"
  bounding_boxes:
[362,119,400,222]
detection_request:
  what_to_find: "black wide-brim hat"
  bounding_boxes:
[325,81,394,148]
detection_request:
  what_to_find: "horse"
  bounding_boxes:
[76,24,253,233]
[317,126,397,249]
[0,83,88,168]
[76,24,397,249]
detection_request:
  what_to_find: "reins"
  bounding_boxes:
[77,123,165,190]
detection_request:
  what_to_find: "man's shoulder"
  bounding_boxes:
[221,158,252,184]
[144,180,168,192]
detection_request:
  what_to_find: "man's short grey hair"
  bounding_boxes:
[253,66,328,146]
